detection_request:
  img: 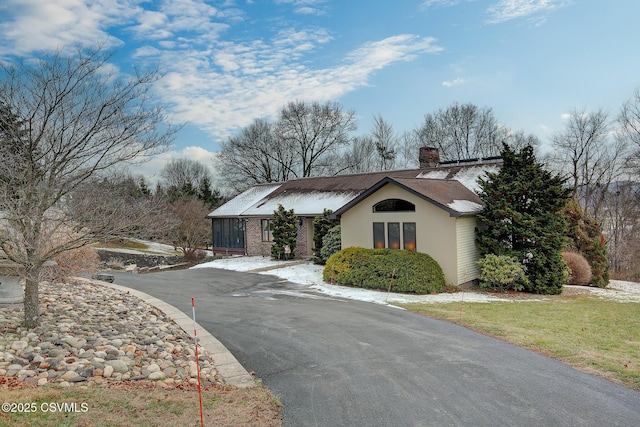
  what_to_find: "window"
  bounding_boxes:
[373,222,385,249]
[261,219,273,242]
[373,199,415,212]
[372,222,417,251]
[388,223,400,249]
[403,223,416,251]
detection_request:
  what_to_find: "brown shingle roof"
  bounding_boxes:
[266,169,423,196]
[332,177,483,218]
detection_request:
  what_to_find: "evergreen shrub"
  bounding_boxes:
[319,225,341,264]
[476,254,528,292]
[323,247,445,294]
[312,209,339,262]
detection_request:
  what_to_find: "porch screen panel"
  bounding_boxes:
[230,219,244,248]
[388,222,400,249]
[213,219,223,247]
[212,218,245,249]
[373,222,385,249]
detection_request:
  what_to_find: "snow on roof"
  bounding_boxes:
[451,164,500,193]
[417,169,449,180]
[416,164,500,193]
[242,190,360,216]
[447,199,483,215]
[207,183,282,217]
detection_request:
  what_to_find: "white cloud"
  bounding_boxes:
[0,0,137,55]
[295,7,323,15]
[420,0,570,24]
[421,0,462,9]
[0,1,443,145]
[442,77,466,87]
[486,0,571,24]
[146,33,442,142]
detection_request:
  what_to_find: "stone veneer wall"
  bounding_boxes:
[245,216,313,258]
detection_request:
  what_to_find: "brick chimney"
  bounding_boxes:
[419,147,440,169]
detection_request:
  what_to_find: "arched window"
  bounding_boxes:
[373,199,415,212]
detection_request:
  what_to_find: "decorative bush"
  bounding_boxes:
[562,250,592,286]
[319,225,341,264]
[323,247,445,294]
[323,247,367,284]
[476,254,529,292]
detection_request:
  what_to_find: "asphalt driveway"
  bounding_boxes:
[112,268,640,427]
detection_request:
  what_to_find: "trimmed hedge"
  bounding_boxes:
[323,247,445,294]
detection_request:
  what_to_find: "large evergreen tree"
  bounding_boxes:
[271,204,298,260]
[476,144,571,294]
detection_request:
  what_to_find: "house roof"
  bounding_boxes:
[207,183,281,217]
[416,161,501,193]
[331,177,483,218]
[207,159,501,219]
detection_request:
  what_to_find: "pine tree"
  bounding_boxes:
[563,198,609,287]
[476,144,571,294]
[271,204,298,260]
[197,175,221,209]
[312,209,339,260]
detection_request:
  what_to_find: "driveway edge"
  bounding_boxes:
[75,277,256,388]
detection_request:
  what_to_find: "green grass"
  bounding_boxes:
[0,384,282,427]
[93,239,148,251]
[398,294,640,390]
[91,239,181,256]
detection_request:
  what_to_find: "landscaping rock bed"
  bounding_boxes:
[0,281,221,388]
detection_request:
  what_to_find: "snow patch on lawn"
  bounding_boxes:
[568,280,640,303]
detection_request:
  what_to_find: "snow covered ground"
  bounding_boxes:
[192,255,640,305]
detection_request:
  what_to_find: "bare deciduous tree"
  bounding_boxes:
[0,47,177,328]
[218,118,295,192]
[276,100,357,178]
[504,130,542,153]
[371,114,397,170]
[165,198,211,261]
[395,130,422,169]
[549,107,629,221]
[161,158,211,193]
[620,89,640,144]
[619,89,640,171]
[338,135,376,174]
[417,102,503,161]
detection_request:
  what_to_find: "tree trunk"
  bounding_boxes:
[23,267,40,329]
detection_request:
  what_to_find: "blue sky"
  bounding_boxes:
[1,0,639,181]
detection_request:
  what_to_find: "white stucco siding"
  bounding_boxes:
[456,216,480,285]
[340,183,459,286]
